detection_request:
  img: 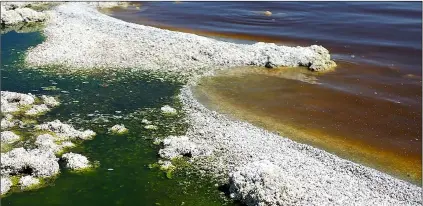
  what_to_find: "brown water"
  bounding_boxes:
[194,65,421,184]
[107,2,422,184]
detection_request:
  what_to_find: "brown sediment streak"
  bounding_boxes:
[105,8,309,47]
[194,66,422,185]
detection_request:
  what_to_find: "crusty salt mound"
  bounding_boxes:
[19,175,40,190]
[0,91,95,196]
[26,3,336,75]
[1,114,23,130]
[1,147,59,177]
[109,124,128,134]
[36,120,96,140]
[1,2,48,25]
[1,91,35,113]
[159,135,213,159]
[41,95,60,107]
[61,152,91,170]
[1,91,59,115]
[25,104,50,115]
[1,177,12,195]
[229,160,305,206]
[34,134,74,153]
[161,105,177,115]
[1,131,20,144]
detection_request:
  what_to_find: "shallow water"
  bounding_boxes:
[109,2,422,109]
[1,31,234,205]
[110,2,422,184]
[194,66,421,185]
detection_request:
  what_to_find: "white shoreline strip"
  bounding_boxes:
[179,86,421,205]
[26,2,335,75]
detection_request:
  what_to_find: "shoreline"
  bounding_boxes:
[25,3,335,74]
[192,66,422,185]
[20,2,422,205]
[176,86,421,205]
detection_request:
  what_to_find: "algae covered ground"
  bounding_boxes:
[1,31,234,205]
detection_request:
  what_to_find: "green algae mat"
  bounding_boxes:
[1,31,234,205]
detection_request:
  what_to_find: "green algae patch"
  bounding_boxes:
[1,31,234,205]
[1,143,14,153]
[1,22,46,35]
[28,2,61,12]
[41,85,60,91]
[149,161,176,179]
[149,157,193,180]
[1,175,59,198]
[20,177,48,191]
[10,176,20,186]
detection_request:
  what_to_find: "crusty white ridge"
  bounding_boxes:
[168,86,422,205]
[26,2,335,74]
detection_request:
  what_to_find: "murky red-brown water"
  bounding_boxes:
[106,2,422,184]
[194,65,421,184]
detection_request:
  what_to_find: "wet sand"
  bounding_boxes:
[194,64,422,184]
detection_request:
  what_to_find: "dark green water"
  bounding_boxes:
[1,31,232,205]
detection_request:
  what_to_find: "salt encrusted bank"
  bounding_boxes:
[25,2,336,74]
[169,87,422,205]
[15,2,422,205]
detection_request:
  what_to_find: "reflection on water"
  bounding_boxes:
[194,64,421,185]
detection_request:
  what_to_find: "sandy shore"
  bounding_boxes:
[23,2,421,205]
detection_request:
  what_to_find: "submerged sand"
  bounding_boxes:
[23,2,421,205]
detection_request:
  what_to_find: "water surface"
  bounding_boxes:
[194,66,421,184]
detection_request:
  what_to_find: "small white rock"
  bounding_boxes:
[1,131,20,144]
[1,177,12,195]
[141,119,152,124]
[144,125,158,130]
[19,175,40,190]
[161,105,177,115]
[36,120,96,140]
[1,91,35,113]
[41,95,60,107]
[25,104,50,115]
[61,152,91,170]
[109,124,128,134]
